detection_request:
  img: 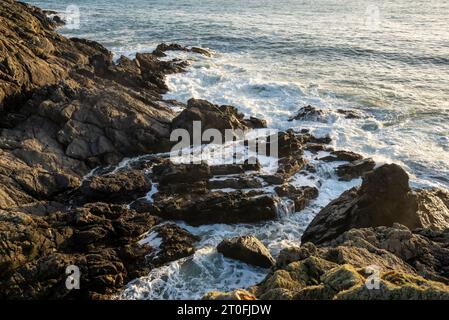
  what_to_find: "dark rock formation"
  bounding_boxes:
[143,223,199,267]
[302,164,449,245]
[0,0,186,211]
[288,105,326,122]
[275,185,319,211]
[152,191,279,225]
[0,203,160,299]
[77,170,152,204]
[217,235,275,268]
[210,224,449,300]
[319,150,364,162]
[336,158,376,181]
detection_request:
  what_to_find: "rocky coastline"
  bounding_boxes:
[1,0,449,300]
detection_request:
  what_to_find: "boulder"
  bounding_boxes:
[302,164,449,245]
[152,161,212,185]
[288,105,327,122]
[217,235,275,268]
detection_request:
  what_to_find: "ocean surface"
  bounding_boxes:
[28,0,449,299]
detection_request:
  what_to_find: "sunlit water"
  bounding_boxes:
[28,0,449,299]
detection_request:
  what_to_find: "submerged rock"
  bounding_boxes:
[217,235,275,268]
[274,185,319,211]
[288,105,327,122]
[152,43,213,58]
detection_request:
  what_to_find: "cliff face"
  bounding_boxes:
[0,0,183,211]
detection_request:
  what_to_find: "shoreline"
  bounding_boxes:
[1,0,449,300]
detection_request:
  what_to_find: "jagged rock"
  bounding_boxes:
[210,161,261,175]
[190,47,213,57]
[319,150,364,162]
[302,164,449,245]
[152,161,211,185]
[289,105,362,122]
[288,105,327,122]
[336,158,376,181]
[335,271,449,300]
[274,185,319,211]
[203,289,257,300]
[217,224,449,300]
[152,191,278,225]
[217,235,275,268]
[140,223,199,267]
[0,203,161,299]
[208,177,263,190]
[152,43,213,58]
[414,188,449,232]
[78,170,152,204]
[171,98,250,141]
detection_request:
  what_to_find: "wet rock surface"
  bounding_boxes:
[336,158,376,181]
[217,235,275,268]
